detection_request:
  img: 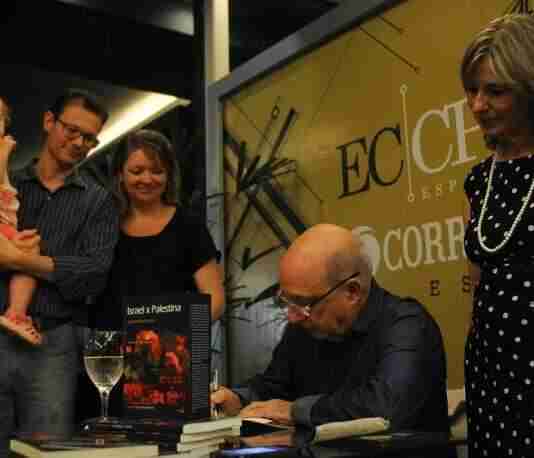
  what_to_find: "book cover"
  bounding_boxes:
[10,434,158,458]
[122,293,211,421]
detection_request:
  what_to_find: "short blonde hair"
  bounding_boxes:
[461,14,534,102]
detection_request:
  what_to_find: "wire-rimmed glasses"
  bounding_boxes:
[275,271,360,318]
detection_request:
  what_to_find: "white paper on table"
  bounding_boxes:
[312,417,390,443]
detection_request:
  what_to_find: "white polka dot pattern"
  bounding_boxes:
[464,155,534,458]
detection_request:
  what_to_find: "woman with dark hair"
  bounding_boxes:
[461,13,534,458]
[104,128,225,327]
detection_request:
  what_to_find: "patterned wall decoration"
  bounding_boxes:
[222,0,530,388]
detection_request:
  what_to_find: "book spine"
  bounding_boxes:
[127,429,180,443]
[182,419,242,434]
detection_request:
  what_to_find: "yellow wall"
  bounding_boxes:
[223,0,508,388]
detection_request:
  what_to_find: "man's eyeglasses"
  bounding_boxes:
[275,271,360,318]
[56,118,99,148]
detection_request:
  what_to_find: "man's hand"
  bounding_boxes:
[239,399,294,425]
[0,230,52,277]
[210,386,242,416]
[12,229,40,255]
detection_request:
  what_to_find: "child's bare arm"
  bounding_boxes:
[0,135,16,186]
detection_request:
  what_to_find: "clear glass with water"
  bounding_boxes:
[83,330,124,422]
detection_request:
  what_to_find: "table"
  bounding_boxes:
[213,420,467,458]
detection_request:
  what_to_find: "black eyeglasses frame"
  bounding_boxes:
[56,118,100,148]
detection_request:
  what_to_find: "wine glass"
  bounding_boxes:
[83,329,124,423]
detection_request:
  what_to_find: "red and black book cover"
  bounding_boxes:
[122,293,211,421]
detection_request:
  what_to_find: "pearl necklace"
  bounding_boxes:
[476,155,534,253]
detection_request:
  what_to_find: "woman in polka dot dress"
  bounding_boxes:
[461,14,534,458]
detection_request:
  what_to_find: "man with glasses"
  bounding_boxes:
[212,224,450,434]
[0,89,119,452]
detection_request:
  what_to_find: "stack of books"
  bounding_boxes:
[10,433,159,457]
[83,415,243,458]
[159,417,242,457]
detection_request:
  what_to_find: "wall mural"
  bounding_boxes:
[221,0,532,387]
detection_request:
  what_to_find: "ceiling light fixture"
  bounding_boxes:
[89,93,190,155]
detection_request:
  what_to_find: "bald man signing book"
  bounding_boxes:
[212,224,450,439]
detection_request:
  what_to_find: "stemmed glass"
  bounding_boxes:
[83,329,124,423]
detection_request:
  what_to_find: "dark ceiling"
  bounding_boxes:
[2,0,342,165]
[55,0,342,72]
[5,0,341,98]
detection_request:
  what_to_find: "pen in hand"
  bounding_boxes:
[210,369,224,418]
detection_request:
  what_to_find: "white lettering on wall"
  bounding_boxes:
[357,216,466,274]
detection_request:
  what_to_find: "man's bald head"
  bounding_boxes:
[279,224,372,336]
[281,224,371,291]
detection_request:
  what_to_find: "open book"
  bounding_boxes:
[243,416,389,443]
